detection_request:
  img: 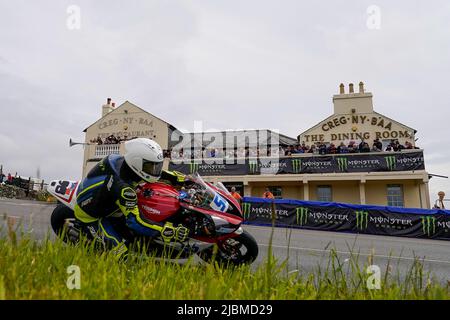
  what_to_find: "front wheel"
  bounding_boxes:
[50,203,78,243]
[198,230,259,266]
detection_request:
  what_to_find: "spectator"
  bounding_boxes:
[348,141,357,153]
[318,143,327,155]
[372,144,381,152]
[230,187,242,202]
[361,142,371,153]
[301,142,307,152]
[328,143,337,154]
[373,139,383,151]
[7,173,12,184]
[337,142,348,154]
[404,141,414,149]
[433,191,446,209]
[358,140,365,153]
[385,144,393,152]
[263,188,274,199]
[290,145,301,154]
[392,140,404,152]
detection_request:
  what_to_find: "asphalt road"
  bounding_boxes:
[1,198,450,283]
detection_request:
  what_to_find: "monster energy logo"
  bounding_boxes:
[189,162,200,174]
[248,160,258,174]
[296,207,309,226]
[337,157,348,171]
[385,156,397,171]
[292,159,302,174]
[355,211,369,230]
[421,216,436,237]
[242,203,251,220]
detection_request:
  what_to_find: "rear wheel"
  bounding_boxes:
[198,230,259,266]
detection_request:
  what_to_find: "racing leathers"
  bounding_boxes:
[73,154,188,258]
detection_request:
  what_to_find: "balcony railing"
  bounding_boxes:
[169,150,425,176]
[94,144,121,158]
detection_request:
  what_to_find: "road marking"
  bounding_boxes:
[259,243,450,265]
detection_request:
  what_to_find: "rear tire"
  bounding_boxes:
[198,230,259,266]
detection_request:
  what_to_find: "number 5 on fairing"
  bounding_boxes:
[211,194,229,213]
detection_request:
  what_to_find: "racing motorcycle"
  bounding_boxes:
[48,173,258,265]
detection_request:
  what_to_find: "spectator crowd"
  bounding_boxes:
[90,134,137,145]
[168,139,420,160]
[87,134,420,160]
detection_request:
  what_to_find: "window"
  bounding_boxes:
[268,186,283,199]
[317,185,332,202]
[387,185,404,207]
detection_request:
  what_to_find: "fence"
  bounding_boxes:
[241,197,450,241]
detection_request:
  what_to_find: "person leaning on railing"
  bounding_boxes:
[433,191,446,210]
[230,187,242,203]
[263,188,275,199]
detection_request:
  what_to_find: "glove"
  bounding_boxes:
[161,222,189,243]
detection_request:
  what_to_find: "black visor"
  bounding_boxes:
[142,160,163,177]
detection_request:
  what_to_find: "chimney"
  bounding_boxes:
[359,81,365,93]
[349,83,354,93]
[333,81,374,115]
[102,97,114,117]
[339,83,345,94]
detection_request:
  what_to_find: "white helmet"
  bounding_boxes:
[124,138,164,182]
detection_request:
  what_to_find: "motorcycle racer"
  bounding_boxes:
[73,138,188,258]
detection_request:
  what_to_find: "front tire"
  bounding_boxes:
[50,203,76,242]
[198,230,259,266]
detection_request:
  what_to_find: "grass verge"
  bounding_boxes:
[0,228,449,300]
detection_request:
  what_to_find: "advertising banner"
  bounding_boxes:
[241,198,450,240]
[168,151,425,176]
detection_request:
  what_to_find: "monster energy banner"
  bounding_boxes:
[241,197,450,240]
[168,151,425,176]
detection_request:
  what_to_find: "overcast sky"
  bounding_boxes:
[1,0,449,200]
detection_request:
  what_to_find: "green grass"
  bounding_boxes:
[0,226,449,300]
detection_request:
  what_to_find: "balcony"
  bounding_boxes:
[168,150,425,176]
[95,144,121,157]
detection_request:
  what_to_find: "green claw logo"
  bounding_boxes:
[337,157,348,171]
[385,156,397,171]
[242,203,252,220]
[189,162,199,174]
[355,211,369,230]
[248,160,258,174]
[292,159,302,174]
[296,207,309,226]
[421,216,436,237]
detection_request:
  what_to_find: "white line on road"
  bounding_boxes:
[260,243,450,265]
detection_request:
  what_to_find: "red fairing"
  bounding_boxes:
[179,202,243,225]
[206,182,243,217]
[136,182,180,222]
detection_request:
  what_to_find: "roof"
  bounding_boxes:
[83,100,178,133]
[172,129,298,149]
